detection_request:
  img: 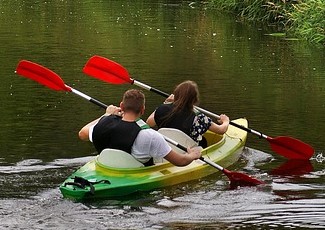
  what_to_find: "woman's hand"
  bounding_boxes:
[164,94,174,104]
[218,114,230,125]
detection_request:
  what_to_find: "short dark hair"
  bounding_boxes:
[122,89,145,114]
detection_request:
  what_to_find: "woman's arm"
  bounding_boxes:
[146,95,174,127]
[146,111,157,127]
[208,114,230,134]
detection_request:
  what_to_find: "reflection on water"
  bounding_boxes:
[0,156,93,199]
[1,148,325,229]
[0,156,94,174]
[315,152,325,163]
[270,160,314,176]
[1,181,324,229]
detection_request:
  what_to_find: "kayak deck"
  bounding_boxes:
[60,118,248,200]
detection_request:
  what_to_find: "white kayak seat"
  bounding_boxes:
[158,128,198,154]
[97,148,144,168]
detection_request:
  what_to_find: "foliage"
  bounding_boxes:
[209,0,325,45]
[286,0,325,44]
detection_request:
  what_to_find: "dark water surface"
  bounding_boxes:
[0,0,324,229]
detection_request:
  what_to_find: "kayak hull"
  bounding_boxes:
[60,118,248,200]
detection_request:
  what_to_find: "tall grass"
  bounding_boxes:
[209,0,325,45]
[287,0,325,44]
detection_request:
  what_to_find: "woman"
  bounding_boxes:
[146,80,230,147]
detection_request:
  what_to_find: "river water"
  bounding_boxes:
[0,0,324,229]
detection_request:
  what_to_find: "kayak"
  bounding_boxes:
[59,118,248,200]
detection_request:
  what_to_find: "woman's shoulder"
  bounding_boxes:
[194,112,212,124]
[158,103,173,108]
[156,103,173,113]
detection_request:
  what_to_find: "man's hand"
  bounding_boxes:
[106,105,123,116]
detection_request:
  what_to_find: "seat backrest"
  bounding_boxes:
[158,128,198,154]
[97,148,144,168]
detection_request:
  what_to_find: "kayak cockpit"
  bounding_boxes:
[95,129,225,171]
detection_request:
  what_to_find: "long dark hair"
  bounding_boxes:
[160,80,199,126]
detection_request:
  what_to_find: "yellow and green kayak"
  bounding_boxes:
[59,118,248,201]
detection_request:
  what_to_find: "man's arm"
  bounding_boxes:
[164,147,201,166]
[78,105,122,141]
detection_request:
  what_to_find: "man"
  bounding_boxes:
[79,89,201,166]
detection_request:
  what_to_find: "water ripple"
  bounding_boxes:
[0,156,94,174]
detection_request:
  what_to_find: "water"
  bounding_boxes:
[0,0,325,229]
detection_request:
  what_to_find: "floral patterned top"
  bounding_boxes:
[190,113,212,142]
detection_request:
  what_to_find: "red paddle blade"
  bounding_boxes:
[223,169,264,187]
[267,136,314,160]
[16,60,71,92]
[83,55,132,84]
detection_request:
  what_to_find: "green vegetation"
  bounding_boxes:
[287,1,325,44]
[209,0,325,45]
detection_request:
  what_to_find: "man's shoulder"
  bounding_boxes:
[139,128,159,135]
[98,114,121,123]
[137,129,164,140]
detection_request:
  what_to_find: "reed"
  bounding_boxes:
[210,0,325,45]
[287,0,325,44]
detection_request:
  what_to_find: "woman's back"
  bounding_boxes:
[146,80,229,148]
[154,103,196,137]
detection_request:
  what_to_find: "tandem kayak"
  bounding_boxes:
[60,118,248,201]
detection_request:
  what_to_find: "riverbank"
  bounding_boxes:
[209,0,325,45]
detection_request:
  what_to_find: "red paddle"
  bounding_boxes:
[16,60,107,109]
[15,60,264,187]
[83,55,314,160]
[164,136,264,187]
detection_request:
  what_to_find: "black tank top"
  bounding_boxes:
[154,104,195,137]
[92,115,141,154]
